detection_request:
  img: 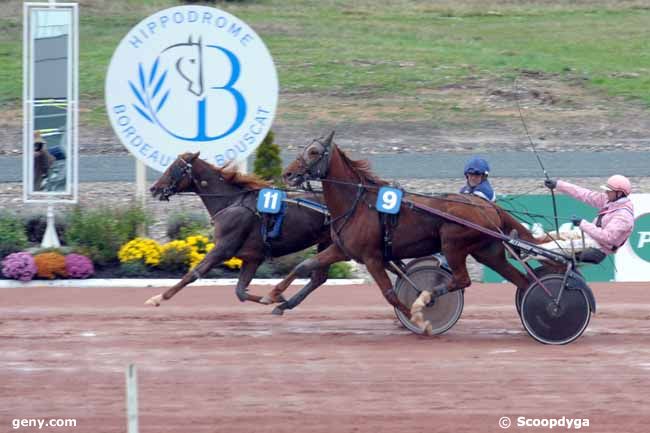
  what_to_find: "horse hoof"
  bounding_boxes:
[145,294,163,307]
[411,311,424,324]
[271,306,285,316]
[235,290,248,303]
[423,321,433,335]
[259,296,273,305]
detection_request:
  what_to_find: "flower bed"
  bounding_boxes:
[0,207,354,282]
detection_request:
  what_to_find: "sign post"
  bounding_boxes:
[23,1,79,247]
[23,2,79,203]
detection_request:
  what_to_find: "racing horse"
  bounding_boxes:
[146,152,332,314]
[263,132,543,322]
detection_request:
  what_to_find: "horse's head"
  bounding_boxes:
[283,131,335,187]
[163,36,204,97]
[150,152,200,200]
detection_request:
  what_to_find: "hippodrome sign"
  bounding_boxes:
[105,6,278,172]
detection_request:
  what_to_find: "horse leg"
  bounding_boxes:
[471,242,530,290]
[442,249,473,292]
[410,243,472,332]
[271,265,329,315]
[364,256,411,317]
[436,226,473,292]
[272,242,332,315]
[260,243,346,305]
[144,246,226,306]
[234,260,266,304]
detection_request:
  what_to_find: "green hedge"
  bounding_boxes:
[64,205,151,266]
[0,212,28,258]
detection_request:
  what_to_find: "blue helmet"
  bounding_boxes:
[464,157,490,176]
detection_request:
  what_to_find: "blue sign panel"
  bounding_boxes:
[376,187,403,214]
[257,188,286,214]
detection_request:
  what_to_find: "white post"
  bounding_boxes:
[136,159,146,205]
[41,204,61,248]
[135,158,147,236]
[126,364,139,433]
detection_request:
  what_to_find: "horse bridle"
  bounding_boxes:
[297,137,333,181]
[162,157,194,198]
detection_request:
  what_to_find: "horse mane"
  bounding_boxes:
[335,145,388,186]
[180,153,271,189]
[219,160,272,189]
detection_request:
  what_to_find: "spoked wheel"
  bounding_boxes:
[520,275,591,345]
[393,266,463,336]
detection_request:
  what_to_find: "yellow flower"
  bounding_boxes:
[223,257,243,269]
[118,237,162,266]
[189,250,205,270]
[161,239,190,253]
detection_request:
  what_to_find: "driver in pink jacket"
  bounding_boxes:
[542,175,635,263]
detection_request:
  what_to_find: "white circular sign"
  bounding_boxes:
[105,6,278,172]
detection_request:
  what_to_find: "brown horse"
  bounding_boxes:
[146,152,332,314]
[264,132,542,322]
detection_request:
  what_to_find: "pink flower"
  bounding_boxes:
[65,254,94,279]
[2,252,37,282]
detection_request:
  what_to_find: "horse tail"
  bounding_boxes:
[495,205,542,244]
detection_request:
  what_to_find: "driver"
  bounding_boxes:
[460,157,496,202]
[541,175,635,263]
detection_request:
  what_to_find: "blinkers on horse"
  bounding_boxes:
[285,131,335,184]
[159,157,194,200]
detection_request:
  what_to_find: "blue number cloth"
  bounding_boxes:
[376,186,403,215]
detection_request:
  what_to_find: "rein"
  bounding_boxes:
[328,183,366,237]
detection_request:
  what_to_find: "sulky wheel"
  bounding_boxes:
[515,265,556,316]
[520,274,591,345]
[393,266,463,336]
[515,287,524,316]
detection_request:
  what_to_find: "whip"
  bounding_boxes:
[514,77,560,236]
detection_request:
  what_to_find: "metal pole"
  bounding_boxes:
[126,364,139,433]
[41,204,61,248]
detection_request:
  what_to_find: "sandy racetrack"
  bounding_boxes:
[1,282,649,432]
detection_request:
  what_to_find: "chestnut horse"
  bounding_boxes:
[263,132,542,323]
[147,152,332,314]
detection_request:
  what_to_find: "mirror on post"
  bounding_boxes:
[23,3,78,203]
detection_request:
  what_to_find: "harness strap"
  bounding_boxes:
[327,185,365,260]
[380,212,399,262]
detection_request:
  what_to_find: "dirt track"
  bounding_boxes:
[1,282,649,433]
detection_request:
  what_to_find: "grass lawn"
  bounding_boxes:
[0,0,648,125]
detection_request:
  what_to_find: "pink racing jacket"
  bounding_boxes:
[556,180,635,254]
